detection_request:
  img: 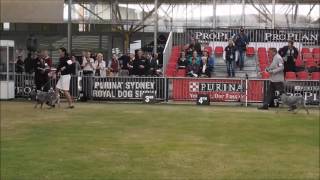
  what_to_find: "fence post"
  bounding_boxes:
[245,74,248,107]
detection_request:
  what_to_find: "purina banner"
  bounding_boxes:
[92,77,166,100]
[171,78,245,102]
[186,28,320,45]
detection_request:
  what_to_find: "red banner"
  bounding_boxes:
[171,78,265,102]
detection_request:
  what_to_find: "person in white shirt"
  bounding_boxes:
[81,51,94,101]
[94,53,106,77]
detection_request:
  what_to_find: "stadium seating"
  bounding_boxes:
[304,58,317,68]
[296,71,309,80]
[176,69,186,77]
[214,46,224,56]
[295,56,304,67]
[257,47,267,54]
[204,46,213,55]
[311,72,320,80]
[301,47,310,54]
[246,47,255,56]
[312,48,320,55]
[285,72,296,80]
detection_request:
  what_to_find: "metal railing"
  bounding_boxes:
[1,72,319,105]
[162,31,173,73]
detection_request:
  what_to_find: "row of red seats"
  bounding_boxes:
[261,71,320,80]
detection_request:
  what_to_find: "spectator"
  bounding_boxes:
[187,57,199,77]
[152,53,162,76]
[42,50,52,68]
[70,54,80,98]
[223,39,237,77]
[127,53,135,76]
[133,50,147,76]
[34,51,50,91]
[234,27,249,70]
[94,53,106,77]
[15,55,24,73]
[279,40,298,72]
[202,50,214,73]
[55,47,74,108]
[118,53,130,76]
[258,48,284,110]
[108,54,120,76]
[178,51,188,69]
[186,38,202,57]
[188,51,201,65]
[198,56,211,77]
[81,51,94,101]
[24,52,35,74]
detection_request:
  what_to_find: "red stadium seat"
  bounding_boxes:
[311,72,320,80]
[301,47,310,54]
[302,53,313,59]
[304,58,317,68]
[285,72,296,80]
[312,48,320,54]
[258,47,267,54]
[165,69,176,77]
[214,46,224,56]
[296,71,309,80]
[261,71,270,79]
[246,47,255,56]
[204,46,213,55]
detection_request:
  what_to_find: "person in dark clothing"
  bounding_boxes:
[34,54,50,91]
[127,53,135,76]
[178,51,188,69]
[24,53,35,74]
[198,57,211,77]
[15,55,24,73]
[118,53,130,76]
[234,27,249,70]
[133,50,147,76]
[186,38,202,57]
[187,58,200,77]
[55,47,74,108]
[223,39,237,77]
[279,40,298,73]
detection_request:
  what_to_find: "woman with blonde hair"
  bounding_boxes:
[94,53,106,77]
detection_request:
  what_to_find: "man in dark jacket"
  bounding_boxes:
[223,39,237,77]
[15,55,24,73]
[279,40,298,72]
[234,27,249,70]
[24,52,35,74]
[133,50,147,76]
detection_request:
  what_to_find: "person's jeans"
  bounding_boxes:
[226,60,235,77]
[237,50,245,70]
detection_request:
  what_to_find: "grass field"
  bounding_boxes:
[1,101,319,180]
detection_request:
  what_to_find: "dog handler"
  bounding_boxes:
[258,48,284,110]
[55,47,74,108]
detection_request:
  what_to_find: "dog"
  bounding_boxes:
[34,89,60,109]
[277,93,309,114]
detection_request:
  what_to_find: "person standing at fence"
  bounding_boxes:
[34,52,50,91]
[55,47,74,108]
[223,39,237,77]
[24,52,35,74]
[15,55,24,73]
[178,51,188,69]
[118,53,130,76]
[94,53,106,77]
[198,56,211,77]
[81,51,94,101]
[108,54,120,77]
[127,53,135,76]
[279,40,298,73]
[42,50,52,68]
[258,48,284,110]
[234,27,249,71]
[187,57,199,77]
[133,50,147,76]
[69,54,81,98]
[202,49,215,74]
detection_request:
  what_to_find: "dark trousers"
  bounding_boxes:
[82,71,93,101]
[263,81,284,107]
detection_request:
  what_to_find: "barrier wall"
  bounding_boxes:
[1,73,319,105]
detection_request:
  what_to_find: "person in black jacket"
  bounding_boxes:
[223,39,237,77]
[34,52,50,91]
[198,57,211,77]
[55,47,74,108]
[133,50,147,76]
[279,40,298,72]
[15,55,24,73]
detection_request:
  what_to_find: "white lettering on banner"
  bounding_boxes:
[125,82,155,90]
[198,83,243,92]
[264,33,318,42]
[93,90,116,98]
[94,82,123,89]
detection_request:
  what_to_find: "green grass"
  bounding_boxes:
[1,101,319,180]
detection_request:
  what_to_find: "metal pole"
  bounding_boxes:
[212,0,216,28]
[272,0,275,29]
[153,0,158,54]
[242,0,245,27]
[67,0,72,54]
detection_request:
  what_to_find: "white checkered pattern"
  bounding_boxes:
[189,82,199,92]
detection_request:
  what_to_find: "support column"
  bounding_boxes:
[272,0,275,28]
[153,0,158,54]
[67,0,72,54]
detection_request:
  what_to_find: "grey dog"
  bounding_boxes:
[277,94,309,114]
[34,89,60,109]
